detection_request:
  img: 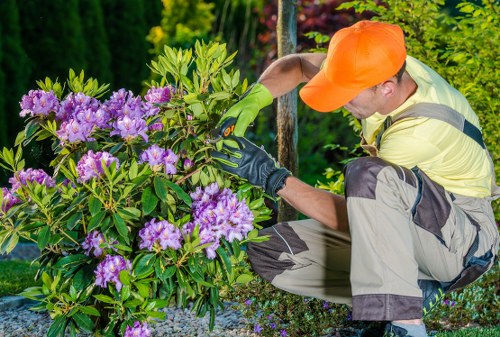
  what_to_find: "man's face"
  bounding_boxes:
[343,86,382,119]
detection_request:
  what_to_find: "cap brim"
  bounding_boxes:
[299,70,361,113]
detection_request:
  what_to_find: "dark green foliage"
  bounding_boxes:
[0,0,31,148]
[78,0,113,84]
[0,25,6,149]
[17,0,86,87]
[143,0,164,29]
[101,0,150,93]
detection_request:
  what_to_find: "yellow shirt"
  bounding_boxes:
[362,56,492,197]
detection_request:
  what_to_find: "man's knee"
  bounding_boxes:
[247,223,308,282]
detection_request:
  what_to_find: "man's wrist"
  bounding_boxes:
[265,168,291,198]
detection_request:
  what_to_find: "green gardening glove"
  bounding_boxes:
[217,82,273,137]
[211,136,291,198]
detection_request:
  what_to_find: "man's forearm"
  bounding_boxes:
[277,176,349,232]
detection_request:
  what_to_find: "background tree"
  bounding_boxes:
[147,0,216,54]
[17,0,86,87]
[276,0,299,222]
[101,0,150,94]
[78,0,113,84]
[0,0,32,145]
[0,26,6,149]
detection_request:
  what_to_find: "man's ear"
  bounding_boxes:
[378,80,397,98]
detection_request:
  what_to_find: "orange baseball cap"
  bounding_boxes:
[299,20,407,112]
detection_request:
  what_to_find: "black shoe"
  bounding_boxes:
[383,323,412,336]
[360,322,385,337]
[418,279,447,316]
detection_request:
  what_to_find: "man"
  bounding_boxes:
[211,20,499,337]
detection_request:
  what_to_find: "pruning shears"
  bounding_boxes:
[208,117,237,143]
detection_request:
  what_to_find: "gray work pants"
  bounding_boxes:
[247,157,498,321]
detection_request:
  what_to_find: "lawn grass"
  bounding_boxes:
[0,259,40,297]
[435,327,500,336]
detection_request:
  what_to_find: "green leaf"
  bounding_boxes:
[94,294,115,304]
[79,306,100,317]
[66,212,82,230]
[119,270,131,286]
[162,179,192,207]
[134,254,156,279]
[154,176,169,202]
[135,282,150,298]
[235,273,254,284]
[47,316,68,337]
[141,187,158,215]
[37,226,51,250]
[216,246,232,276]
[113,213,129,243]
[124,299,143,308]
[72,312,95,332]
[54,254,89,269]
[87,211,106,232]
[88,197,102,215]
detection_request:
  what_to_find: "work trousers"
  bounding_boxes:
[247,157,498,321]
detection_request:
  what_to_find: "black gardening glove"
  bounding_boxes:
[211,136,291,198]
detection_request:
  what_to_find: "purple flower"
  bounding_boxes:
[280,329,287,337]
[139,218,183,251]
[124,321,152,337]
[163,149,178,174]
[139,145,178,174]
[144,86,173,104]
[183,183,254,259]
[19,90,60,118]
[81,231,117,257]
[94,255,131,291]
[270,322,277,329]
[253,323,262,334]
[183,158,193,170]
[110,115,149,142]
[76,150,120,183]
[9,168,56,192]
[1,188,20,213]
[148,121,164,132]
[244,299,252,306]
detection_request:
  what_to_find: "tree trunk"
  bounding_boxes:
[276,0,298,222]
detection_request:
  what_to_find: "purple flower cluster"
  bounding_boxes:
[139,218,183,251]
[76,150,120,183]
[8,168,56,192]
[1,187,20,213]
[56,93,104,143]
[82,231,117,257]
[182,183,254,259]
[140,145,178,174]
[144,86,173,104]
[19,90,60,118]
[124,321,152,337]
[105,89,159,142]
[94,255,131,291]
[20,86,174,145]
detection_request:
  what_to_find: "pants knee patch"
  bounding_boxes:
[247,223,308,282]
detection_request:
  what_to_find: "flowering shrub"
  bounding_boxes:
[0,41,271,337]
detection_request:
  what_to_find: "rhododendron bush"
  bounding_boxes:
[0,41,271,337]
